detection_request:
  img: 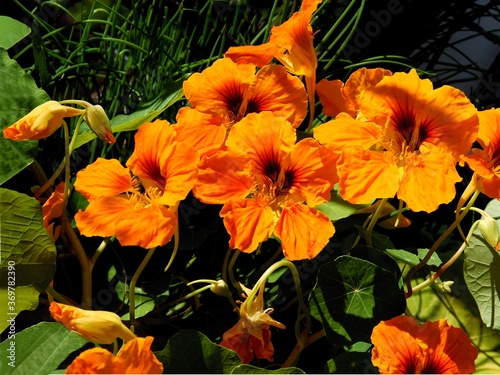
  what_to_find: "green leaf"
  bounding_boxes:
[232,365,305,374]
[0,322,88,375]
[316,188,368,221]
[156,329,242,373]
[0,48,50,184]
[0,188,56,332]
[325,352,378,374]
[385,249,420,266]
[463,223,500,329]
[73,79,185,149]
[0,16,31,50]
[309,256,406,348]
[417,248,442,267]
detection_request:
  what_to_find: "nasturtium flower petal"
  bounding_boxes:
[114,202,177,249]
[127,119,199,207]
[75,196,132,238]
[282,137,339,206]
[173,107,228,157]
[183,58,256,115]
[398,150,462,213]
[193,151,253,205]
[116,336,164,374]
[317,67,393,118]
[274,202,334,260]
[462,108,500,198]
[226,112,296,175]
[220,197,275,253]
[313,113,381,152]
[338,148,399,204]
[74,158,134,200]
[371,316,478,374]
[65,347,123,374]
[360,69,478,158]
[242,64,307,128]
[65,337,163,374]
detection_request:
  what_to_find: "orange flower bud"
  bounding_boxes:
[3,100,84,140]
[49,302,135,344]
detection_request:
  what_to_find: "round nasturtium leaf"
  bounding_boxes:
[309,255,406,348]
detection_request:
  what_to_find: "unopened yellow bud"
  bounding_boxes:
[49,302,135,344]
[83,104,115,144]
[438,280,454,294]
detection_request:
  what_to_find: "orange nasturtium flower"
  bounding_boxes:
[314,68,479,213]
[371,315,478,374]
[193,111,338,260]
[462,108,500,198]
[3,100,84,140]
[65,336,163,374]
[49,301,136,344]
[220,283,285,364]
[74,120,198,248]
[176,58,307,157]
[224,0,321,123]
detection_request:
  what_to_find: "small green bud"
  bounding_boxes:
[210,280,231,297]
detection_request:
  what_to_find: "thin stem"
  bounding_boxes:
[45,284,74,305]
[62,219,92,309]
[228,249,242,294]
[90,237,110,268]
[164,225,179,273]
[405,189,480,298]
[365,198,388,248]
[129,247,157,325]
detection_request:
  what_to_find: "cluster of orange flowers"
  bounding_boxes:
[4,0,494,373]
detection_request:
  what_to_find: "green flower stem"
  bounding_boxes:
[45,284,75,306]
[34,115,84,200]
[227,249,242,294]
[365,198,388,248]
[129,247,157,325]
[405,189,480,298]
[164,225,179,273]
[90,237,110,268]
[62,218,92,309]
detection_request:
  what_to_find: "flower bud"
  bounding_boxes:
[478,211,500,250]
[83,104,116,144]
[210,280,231,297]
[3,101,84,141]
[49,302,135,344]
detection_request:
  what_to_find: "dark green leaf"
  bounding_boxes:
[0,188,56,332]
[156,329,241,373]
[232,365,305,374]
[0,322,88,375]
[325,352,378,374]
[309,256,406,348]
[0,49,49,184]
